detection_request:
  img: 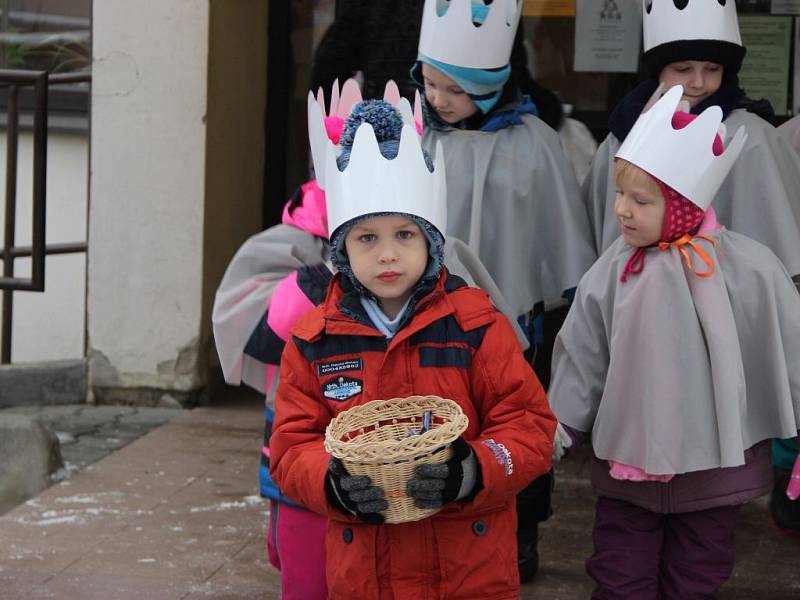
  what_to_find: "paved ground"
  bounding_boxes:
[0,395,276,599]
[538,448,800,599]
[0,392,797,599]
[0,404,182,484]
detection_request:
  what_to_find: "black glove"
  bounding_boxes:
[406,437,479,509]
[326,457,388,525]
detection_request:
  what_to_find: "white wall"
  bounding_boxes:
[89,1,209,391]
[0,132,88,362]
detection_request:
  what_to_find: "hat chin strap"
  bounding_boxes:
[658,234,718,279]
[620,178,708,284]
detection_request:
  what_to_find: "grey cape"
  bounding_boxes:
[549,227,800,475]
[212,226,529,404]
[422,114,597,315]
[583,110,800,278]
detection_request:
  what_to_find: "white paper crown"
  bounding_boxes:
[308,81,446,238]
[615,85,747,210]
[643,0,742,52]
[418,0,522,69]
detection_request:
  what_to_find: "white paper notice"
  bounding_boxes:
[574,0,642,73]
[772,1,800,15]
[795,18,800,114]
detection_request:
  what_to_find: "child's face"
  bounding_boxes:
[614,176,665,248]
[659,61,723,108]
[421,63,479,124]
[344,215,429,318]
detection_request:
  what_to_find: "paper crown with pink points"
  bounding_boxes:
[615,85,747,211]
[308,80,446,239]
[308,79,422,190]
[418,0,522,69]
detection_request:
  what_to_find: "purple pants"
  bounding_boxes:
[587,496,739,599]
[267,500,327,600]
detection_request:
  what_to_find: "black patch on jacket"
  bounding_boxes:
[419,346,471,369]
[317,358,363,377]
[295,334,388,363]
[410,314,488,350]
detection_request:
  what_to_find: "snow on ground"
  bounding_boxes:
[189,495,264,513]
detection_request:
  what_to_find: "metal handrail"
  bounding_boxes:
[0,69,90,363]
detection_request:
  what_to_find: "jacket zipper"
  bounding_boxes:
[662,478,673,513]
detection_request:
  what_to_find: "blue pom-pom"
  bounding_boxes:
[339,100,404,148]
[336,99,434,172]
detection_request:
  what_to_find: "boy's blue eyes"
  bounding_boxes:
[358,230,416,243]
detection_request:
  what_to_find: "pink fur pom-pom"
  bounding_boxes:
[323,115,345,145]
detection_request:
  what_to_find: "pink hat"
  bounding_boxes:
[620,111,724,283]
[658,111,724,242]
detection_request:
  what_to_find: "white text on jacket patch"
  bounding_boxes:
[317,358,363,377]
[323,376,363,401]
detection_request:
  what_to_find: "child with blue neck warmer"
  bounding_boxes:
[270,100,556,600]
[411,0,598,582]
[410,1,596,370]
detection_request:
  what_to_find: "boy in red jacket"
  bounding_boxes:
[270,99,555,599]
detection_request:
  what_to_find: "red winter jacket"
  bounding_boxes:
[270,271,556,600]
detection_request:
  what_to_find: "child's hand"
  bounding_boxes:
[326,457,388,524]
[552,423,573,463]
[406,437,478,509]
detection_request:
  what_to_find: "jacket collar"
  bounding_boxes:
[320,270,458,343]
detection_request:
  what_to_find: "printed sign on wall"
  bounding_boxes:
[738,15,793,116]
[573,0,642,72]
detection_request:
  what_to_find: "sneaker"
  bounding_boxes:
[769,467,800,537]
[517,524,539,583]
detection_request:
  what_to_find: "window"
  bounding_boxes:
[0,0,91,125]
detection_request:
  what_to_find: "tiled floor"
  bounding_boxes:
[0,399,279,599]
[0,395,797,599]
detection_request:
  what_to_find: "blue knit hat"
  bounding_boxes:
[412,55,510,115]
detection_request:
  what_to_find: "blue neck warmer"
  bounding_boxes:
[415,54,511,114]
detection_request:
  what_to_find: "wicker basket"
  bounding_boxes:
[324,395,469,524]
